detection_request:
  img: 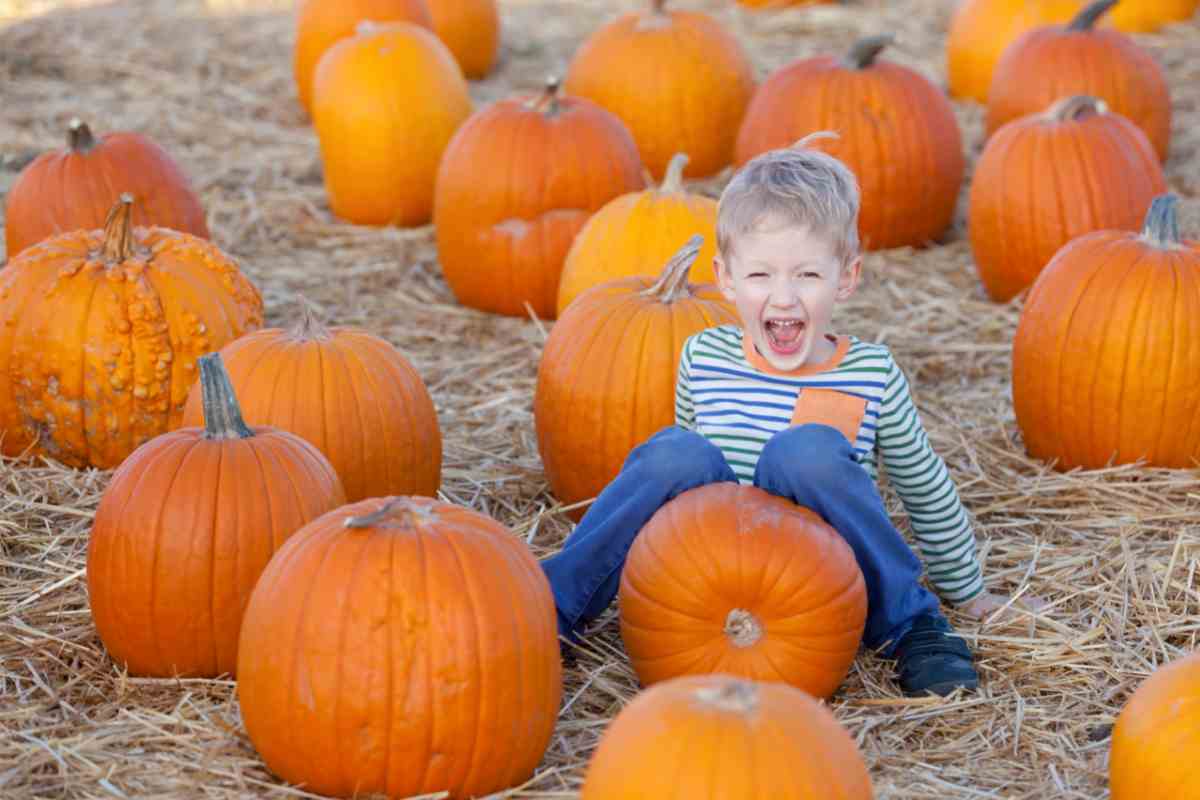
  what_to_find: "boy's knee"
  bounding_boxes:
[759,424,855,493]
[626,427,728,491]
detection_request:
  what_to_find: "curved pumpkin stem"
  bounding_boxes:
[290,296,334,341]
[641,234,704,304]
[842,34,894,70]
[67,118,97,153]
[528,76,562,117]
[659,153,690,194]
[344,497,438,529]
[1047,95,1108,123]
[102,194,136,263]
[694,680,759,714]
[792,130,840,150]
[1141,194,1184,249]
[198,352,255,440]
[1068,0,1117,31]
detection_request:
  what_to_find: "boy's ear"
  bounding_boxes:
[836,256,862,300]
[714,255,736,303]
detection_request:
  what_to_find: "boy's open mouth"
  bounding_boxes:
[764,319,806,354]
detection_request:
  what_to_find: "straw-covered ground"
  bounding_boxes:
[2,0,1199,797]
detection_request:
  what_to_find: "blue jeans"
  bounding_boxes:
[540,424,941,656]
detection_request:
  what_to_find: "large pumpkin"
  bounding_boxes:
[0,195,263,469]
[434,78,645,319]
[968,95,1165,302]
[946,0,1082,103]
[735,35,965,251]
[619,483,867,697]
[87,353,345,678]
[564,0,755,179]
[236,495,562,800]
[4,118,208,259]
[1107,0,1199,32]
[581,675,872,799]
[426,0,500,79]
[1110,650,1200,799]
[986,0,1171,162]
[556,152,717,315]
[1012,195,1200,470]
[312,21,471,227]
[181,300,441,502]
[293,0,432,113]
[534,236,736,517]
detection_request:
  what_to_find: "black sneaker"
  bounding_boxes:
[892,614,979,696]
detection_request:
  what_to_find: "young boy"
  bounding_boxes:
[542,142,1014,696]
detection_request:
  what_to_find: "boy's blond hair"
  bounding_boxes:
[717,133,861,266]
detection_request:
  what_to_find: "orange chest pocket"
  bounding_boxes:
[790,388,868,444]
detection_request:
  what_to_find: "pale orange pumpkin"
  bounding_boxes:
[556,152,718,315]
[426,0,500,79]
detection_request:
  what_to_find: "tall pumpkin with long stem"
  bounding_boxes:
[87,353,345,677]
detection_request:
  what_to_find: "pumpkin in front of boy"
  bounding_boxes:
[968,95,1165,303]
[180,299,441,502]
[5,118,209,259]
[556,152,718,315]
[1110,649,1200,799]
[434,78,644,319]
[0,195,263,469]
[236,495,562,800]
[581,674,872,799]
[535,236,736,518]
[426,0,499,79]
[563,0,755,179]
[618,483,867,698]
[87,353,345,677]
[1012,195,1200,470]
[312,20,471,227]
[1107,0,1199,32]
[735,35,964,251]
[986,0,1171,162]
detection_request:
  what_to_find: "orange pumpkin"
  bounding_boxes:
[535,236,737,517]
[1108,0,1198,32]
[312,21,471,227]
[4,119,208,259]
[87,353,344,678]
[946,0,1082,102]
[619,483,867,697]
[181,299,441,502]
[426,0,500,79]
[237,496,562,800]
[434,79,645,318]
[0,195,263,469]
[736,0,835,6]
[1012,195,1200,470]
[735,35,965,251]
[556,152,718,315]
[293,0,433,113]
[582,675,872,799]
[968,95,1165,302]
[986,0,1171,162]
[1110,649,1200,799]
[564,0,755,179]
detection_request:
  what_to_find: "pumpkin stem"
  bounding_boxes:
[198,352,254,440]
[344,497,438,529]
[101,194,137,263]
[529,76,562,117]
[694,680,759,714]
[1047,95,1108,123]
[792,130,840,150]
[842,34,894,70]
[723,608,763,648]
[1067,0,1118,31]
[641,235,704,304]
[1141,194,1184,249]
[651,0,666,12]
[290,296,334,341]
[659,153,690,194]
[67,118,97,153]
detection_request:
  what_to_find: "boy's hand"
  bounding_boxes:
[961,591,1048,621]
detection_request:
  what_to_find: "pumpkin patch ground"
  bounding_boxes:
[1,0,1199,798]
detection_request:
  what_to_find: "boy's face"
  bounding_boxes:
[715,220,862,372]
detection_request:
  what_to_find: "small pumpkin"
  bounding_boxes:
[87,353,345,677]
[293,0,433,113]
[564,0,755,179]
[735,35,965,251]
[968,95,1165,302]
[1012,195,1200,470]
[237,496,562,800]
[556,152,718,315]
[0,195,263,469]
[434,78,645,318]
[986,0,1171,162]
[181,299,441,502]
[535,236,737,517]
[4,118,208,259]
[1107,0,1199,32]
[581,675,872,799]
[946,0,1082,103]
[1110,649,1200,799]
[312,20,471,227]
[426,0,500,79]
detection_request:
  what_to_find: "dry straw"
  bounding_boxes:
[2,0,1199,797]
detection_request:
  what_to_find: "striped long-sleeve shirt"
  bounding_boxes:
[675,324,984,605]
